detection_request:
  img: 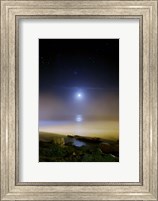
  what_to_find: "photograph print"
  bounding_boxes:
[39,39,119,162]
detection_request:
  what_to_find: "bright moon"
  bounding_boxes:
[75,92,83,99]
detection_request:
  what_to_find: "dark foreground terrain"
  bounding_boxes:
[39,132,119,162]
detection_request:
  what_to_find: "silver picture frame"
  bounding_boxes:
[0,0,157,200]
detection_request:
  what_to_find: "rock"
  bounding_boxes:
[99,143,119,155]
[52,137,65,146]
[67,135,74,138]
[99,143,112,154]
[73,135,103,143]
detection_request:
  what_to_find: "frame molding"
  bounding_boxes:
[0,0,157,200]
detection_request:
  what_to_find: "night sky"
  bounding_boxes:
[39,39,119,91]
[39,39,119,139]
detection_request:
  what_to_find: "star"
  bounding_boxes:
[74,71,78,75]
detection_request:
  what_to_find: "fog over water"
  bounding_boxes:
[39,87,119,140]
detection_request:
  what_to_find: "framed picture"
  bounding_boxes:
[0,0,157,200]
[39,38,119,162]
